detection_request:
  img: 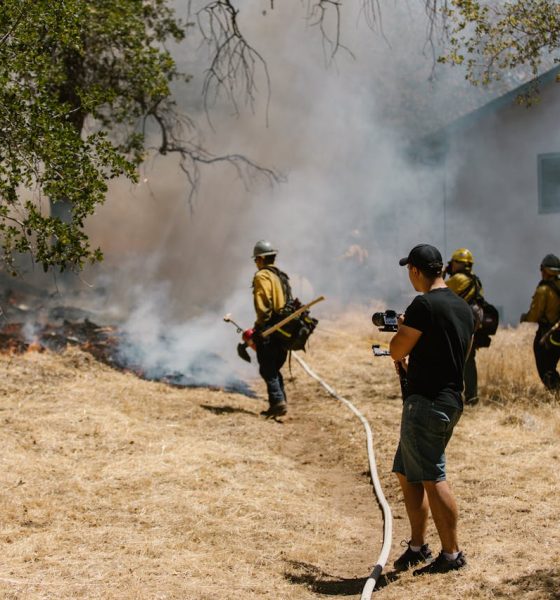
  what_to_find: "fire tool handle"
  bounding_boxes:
[261,295,325,338]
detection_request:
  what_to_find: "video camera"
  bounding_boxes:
[371,309,399,332]
[371,308,408,398]
[371,310,399,357]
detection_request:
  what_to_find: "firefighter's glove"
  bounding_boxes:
[242,329,255,344]
[243,328,260,350]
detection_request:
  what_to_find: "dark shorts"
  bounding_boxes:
[392,394,461,483]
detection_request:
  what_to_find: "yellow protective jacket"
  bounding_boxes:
[446,272,483,304]
[522,279,560,326]
[252,267,287,328]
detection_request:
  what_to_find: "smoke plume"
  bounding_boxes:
[21,2,542,389]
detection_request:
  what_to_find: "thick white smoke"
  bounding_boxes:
[29,2,528,389]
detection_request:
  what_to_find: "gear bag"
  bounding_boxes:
[264,267,318,351]
[472,299,499,348]
[460,275,499,348]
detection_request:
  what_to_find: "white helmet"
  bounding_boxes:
[252,240,278,258]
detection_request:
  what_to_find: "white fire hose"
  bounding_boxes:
[291,352,393,599]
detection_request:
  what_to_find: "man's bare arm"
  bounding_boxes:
[390,323,422,361]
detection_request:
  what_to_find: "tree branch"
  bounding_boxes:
[196,0,271,126]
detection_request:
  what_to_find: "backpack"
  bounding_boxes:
[459,274,499,348]
[264,267,318,351]
[472,299,500,348]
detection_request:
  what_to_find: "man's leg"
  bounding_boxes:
[543,345,560,391]
[256,341,286,409]
[274,344,288,403]
[553,346,560,391]
[422,480,459,554]
[396,473,429,546]
[533,332,560,390]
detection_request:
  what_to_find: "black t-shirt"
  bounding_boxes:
[403,287,475,408]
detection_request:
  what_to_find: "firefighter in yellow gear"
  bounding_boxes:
[253,263,286,328]
[520,254,560,392]
[445,248,482,405]
[251,240,289,417]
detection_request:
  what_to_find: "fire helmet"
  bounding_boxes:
[451,248,474,265]
[252,240,278,258]
[540,253,560,272]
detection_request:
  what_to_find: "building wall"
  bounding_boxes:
[444,82,560,324]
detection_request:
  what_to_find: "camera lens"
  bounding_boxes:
[372,312,385,327]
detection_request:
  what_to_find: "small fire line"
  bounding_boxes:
[0,318,255,397]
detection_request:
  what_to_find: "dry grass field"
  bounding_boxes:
[0,313,558,599]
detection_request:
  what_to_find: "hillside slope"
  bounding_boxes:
[0,316,557,599]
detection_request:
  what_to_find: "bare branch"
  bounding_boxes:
[196,0,272,126]
[304,1,357,63]
[361,0,383,30]
[146,100,284,211]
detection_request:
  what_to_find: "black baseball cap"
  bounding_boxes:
[399,244,443,273]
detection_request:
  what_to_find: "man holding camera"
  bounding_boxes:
[389,244,475,575]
